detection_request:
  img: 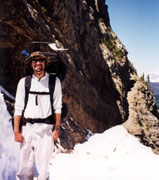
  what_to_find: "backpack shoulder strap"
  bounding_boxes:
[49,74,56,115]
[23,75,32,115]
[23,74,56,115]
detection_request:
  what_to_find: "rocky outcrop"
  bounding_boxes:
[1,0,159,152]
[123,75,159,154]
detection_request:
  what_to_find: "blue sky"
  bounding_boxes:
[106,0,159,77]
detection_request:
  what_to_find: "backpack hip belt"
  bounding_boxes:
[22,114,55,125]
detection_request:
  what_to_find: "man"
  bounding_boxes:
[14,51,62,180]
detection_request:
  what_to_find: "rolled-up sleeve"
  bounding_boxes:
[14,78,25,116]
[53,77,62,114]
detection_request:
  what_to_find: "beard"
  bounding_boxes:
[31,61,46,78]
[34,65,45,75]
[35,64,43,70]
[35,67,43,72]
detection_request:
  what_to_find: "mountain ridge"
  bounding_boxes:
[149,74,159,83]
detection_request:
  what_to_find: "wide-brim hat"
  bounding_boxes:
[25,51,50,66]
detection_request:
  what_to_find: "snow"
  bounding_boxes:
[50,126,159,180]
[1,89,159,180]
[0,91,20,180]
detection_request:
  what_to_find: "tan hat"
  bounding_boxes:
[25,51,50,66]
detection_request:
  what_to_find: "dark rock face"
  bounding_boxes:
[1,0,159,151]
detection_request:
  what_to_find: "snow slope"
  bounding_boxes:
[0,91,19,180]
[50,126,159,180]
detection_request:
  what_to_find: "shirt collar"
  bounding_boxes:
[32,72,49,81]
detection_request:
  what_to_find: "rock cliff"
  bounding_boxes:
[1,0,159,152]
[123,75,159,154]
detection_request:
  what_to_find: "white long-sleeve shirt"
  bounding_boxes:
[14,73,62,133]
[14,72,62,118]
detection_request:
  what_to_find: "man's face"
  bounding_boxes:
[31,58,46,74]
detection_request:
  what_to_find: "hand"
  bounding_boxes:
[52,130,59,141]
[14,132,25,143]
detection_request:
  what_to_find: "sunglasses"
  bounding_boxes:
[31,58,45,63]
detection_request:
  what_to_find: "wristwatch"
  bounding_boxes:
[54,126,60,130]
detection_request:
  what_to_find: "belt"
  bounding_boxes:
[22,115,55,125]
